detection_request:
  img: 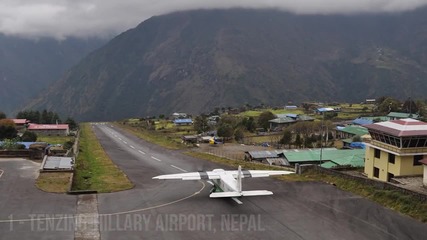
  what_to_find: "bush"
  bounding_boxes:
[21,131,37,142]
[63,141,74,150]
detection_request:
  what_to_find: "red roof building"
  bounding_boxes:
[10,119,29,125]
[27,124,69,136]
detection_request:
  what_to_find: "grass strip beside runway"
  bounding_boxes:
[72,123,133,192]
[114,122,184,150]
[36,172,73,193]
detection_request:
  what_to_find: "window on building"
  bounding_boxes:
[413,155,423,166]
[374,149,381,159]
[388,153,395,164]
[373,167,380,178]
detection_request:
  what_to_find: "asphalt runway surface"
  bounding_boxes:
[0,158,76,239]
[93,123,427,240]
[1,123,427,239]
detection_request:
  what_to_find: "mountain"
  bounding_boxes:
[0,35,107,115]
[26,8,427,121]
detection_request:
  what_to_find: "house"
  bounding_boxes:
[316,107,335,114]
[9,119,29,130]
[269,114,314,130]
[279,148,365,168]
[182,135,198,144]
[284,105,298,110]
[364,118,427,182]
[245,148,365,168]
[245,150,284,162]
[352,117,374,126]
[352,116,389,125]
[171,112,187,119]
[173,118,193,126]
[335,125,370,148]
[27,124,69,136]
[387,112,419,120]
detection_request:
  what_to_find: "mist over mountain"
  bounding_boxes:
[0,35,106,115]
[26,8,427,121]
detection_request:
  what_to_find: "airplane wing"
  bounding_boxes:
[153,169,294,180]
[229,170,294,178]
[152,171,222,180]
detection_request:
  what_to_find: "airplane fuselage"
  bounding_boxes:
[212,172,238,193]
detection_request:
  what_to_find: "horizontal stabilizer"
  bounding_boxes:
[241,190,273,196]
[210,192,242,198]
[209,190,273,198]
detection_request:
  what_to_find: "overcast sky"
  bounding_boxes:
[1,0,427,39]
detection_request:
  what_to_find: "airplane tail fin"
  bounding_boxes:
[237,165,242,193]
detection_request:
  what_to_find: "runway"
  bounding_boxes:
[0,123,426,239]
[92,123,427,240]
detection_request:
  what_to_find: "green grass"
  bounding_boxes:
[72,123,134,192]
[37,136,75,145]
[36,172,73,193]
[115,122,185,150]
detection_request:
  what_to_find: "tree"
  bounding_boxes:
[257,111,275,130]
[0,119,17,140]
[377,97,401,113]
[41,109,49,124]
[323,111,338,120]
[21,131,37,142]
[217,124,234,140]
[280,130,292,148]
[65,117,78,130]
[234,128,245,142]
[303,135,316,148]
[194,115,209,134]
[0,111,6,119]
[402,98,418,114]
[241,117,256,132]
[294,134,302,148]
[416,99,427,118]
[16,110,41,123]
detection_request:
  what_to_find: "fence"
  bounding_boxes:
[202,147,246,161]
[300,164,427,202]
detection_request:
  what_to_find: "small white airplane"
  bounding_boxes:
[153,166,294,201]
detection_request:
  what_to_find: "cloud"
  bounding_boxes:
[0,0,426,39]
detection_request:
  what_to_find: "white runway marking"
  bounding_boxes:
[151,156,161,162]
[0,182,206,223]
[0,169,3,178]
[232,198,243,204]
[171,165,187,172]
[138,150,146,155]
[118,138,122,141]
[130,145,135,149]
[123,141,128,144]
